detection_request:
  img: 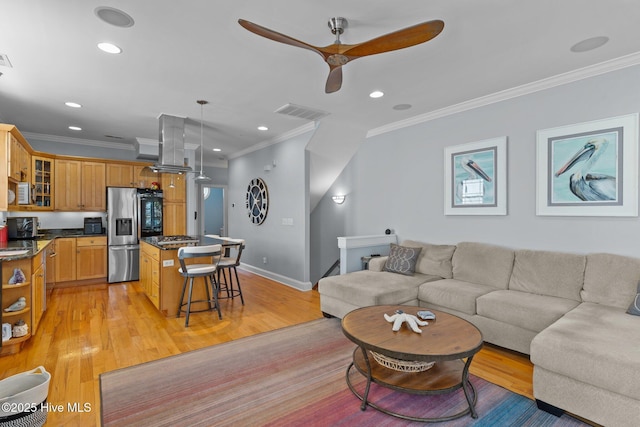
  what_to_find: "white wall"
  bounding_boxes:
[228,130,313,290]
[313,64,640,273]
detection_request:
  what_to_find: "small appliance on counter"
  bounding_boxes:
[84,217,103,235]
[6,217,38,240]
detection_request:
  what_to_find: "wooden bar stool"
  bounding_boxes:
[177,244,222,326]
[217,238,245,305]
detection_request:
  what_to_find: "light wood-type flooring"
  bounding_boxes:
[0,270,533,426]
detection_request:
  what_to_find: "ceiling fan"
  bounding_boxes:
[238,17,444,93]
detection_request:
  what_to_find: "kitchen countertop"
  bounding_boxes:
[141,235,229,250]
[0,229,106,261]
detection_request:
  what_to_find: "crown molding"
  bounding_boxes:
[227,122,317,160]
[21,131,135,151]
[367,51,640,139]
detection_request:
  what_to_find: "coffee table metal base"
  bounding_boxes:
[346,347,478,423]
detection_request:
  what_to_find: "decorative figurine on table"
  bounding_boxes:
[8,268,26,284]
[4,296,26,312]
[12,319,28,338]
[384,309,429,333]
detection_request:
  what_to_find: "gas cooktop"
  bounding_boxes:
[156,235,200,245]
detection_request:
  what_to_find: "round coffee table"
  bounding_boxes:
[341,305,483,422]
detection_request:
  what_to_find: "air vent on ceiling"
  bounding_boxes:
[0,54,13,68]
[275,103,330,121]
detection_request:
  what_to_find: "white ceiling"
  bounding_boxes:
[2,1,640,167]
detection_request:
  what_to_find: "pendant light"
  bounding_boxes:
[195,99,211,182]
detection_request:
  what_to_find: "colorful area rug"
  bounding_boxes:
[100,318,588,426]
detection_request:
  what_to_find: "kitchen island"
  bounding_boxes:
[139,235,229,317]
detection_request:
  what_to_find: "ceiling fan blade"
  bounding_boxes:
[325,66,343,93]
[238,19,323,58]
[343,20,444,59]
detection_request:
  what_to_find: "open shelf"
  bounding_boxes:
[3,282,31,290]
[2,307,30,317]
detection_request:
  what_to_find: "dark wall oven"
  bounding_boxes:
[138,189,163,237]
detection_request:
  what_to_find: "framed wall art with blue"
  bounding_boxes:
[536,113,638,217]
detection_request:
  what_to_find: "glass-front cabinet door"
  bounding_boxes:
[32,156,54,210]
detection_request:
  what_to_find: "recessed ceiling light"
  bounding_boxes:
[213,148,222,152]
[94,6,135,28]
[97,42,122,54]
[369,90,384,98]
[257,125,268,131]
[65,102,82,108]
[570,36,609,53]
[68,126,82,131]
[393,104,412,111]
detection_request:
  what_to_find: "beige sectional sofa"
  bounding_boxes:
[318,240,640,427]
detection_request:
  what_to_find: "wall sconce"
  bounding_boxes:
[332,195,346,204]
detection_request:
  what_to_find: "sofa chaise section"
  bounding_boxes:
[318,240,456,318]
[530,253,640,427]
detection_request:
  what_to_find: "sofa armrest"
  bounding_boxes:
[368,256,388,271]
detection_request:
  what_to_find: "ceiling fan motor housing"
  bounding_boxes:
[328,17,347,35]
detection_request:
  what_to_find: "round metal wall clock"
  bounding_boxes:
[246,177,269,225]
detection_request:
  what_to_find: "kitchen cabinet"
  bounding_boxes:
[161,173,186,202]
[134,165,156,189]
[54,237,76,282]
[54,237,107,284]
[106,164,135,187]
[140,242,160,309]
[32,155,54,210]
[1,258,32,355]
[8,132,29,182]
[163,202,186,236]
[55,159,106,211]
[31,249,46,334]
[76,236,107,280]
[161,173,186,235]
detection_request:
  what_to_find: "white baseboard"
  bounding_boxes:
[239,263,314,291]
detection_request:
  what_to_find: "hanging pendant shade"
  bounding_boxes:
[195,99,212,182]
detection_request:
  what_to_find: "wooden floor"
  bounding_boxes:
[0,270,533,426]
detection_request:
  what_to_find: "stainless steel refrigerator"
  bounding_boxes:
[107,187,140,283]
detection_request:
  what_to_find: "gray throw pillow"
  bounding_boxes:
[627,281,640,316]
[383,244,422,276]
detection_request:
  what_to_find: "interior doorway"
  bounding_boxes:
[199,185,226,236]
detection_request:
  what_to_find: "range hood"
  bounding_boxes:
[150,114,192,174]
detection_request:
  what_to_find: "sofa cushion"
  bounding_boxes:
[452,242,514,289]
[531,302,640,401]
[508,250,585,301]
[383,244,422,276]
[476,290,579,333]
[418,279,497,315]
[627,282,640,316]
[318,270,439,307]
[401,240,456,278]
[582,253,640,309]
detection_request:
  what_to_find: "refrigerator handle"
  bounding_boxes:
[133,191,140,240]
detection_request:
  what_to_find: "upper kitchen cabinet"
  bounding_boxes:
[161,173,186,202]
[8,132,30,182]
[55,159,106,211]
[107,163,156,188]
[32,156,54,210]
[134,165,156,189]
[0,124,31,211]
[106,163,134,187]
